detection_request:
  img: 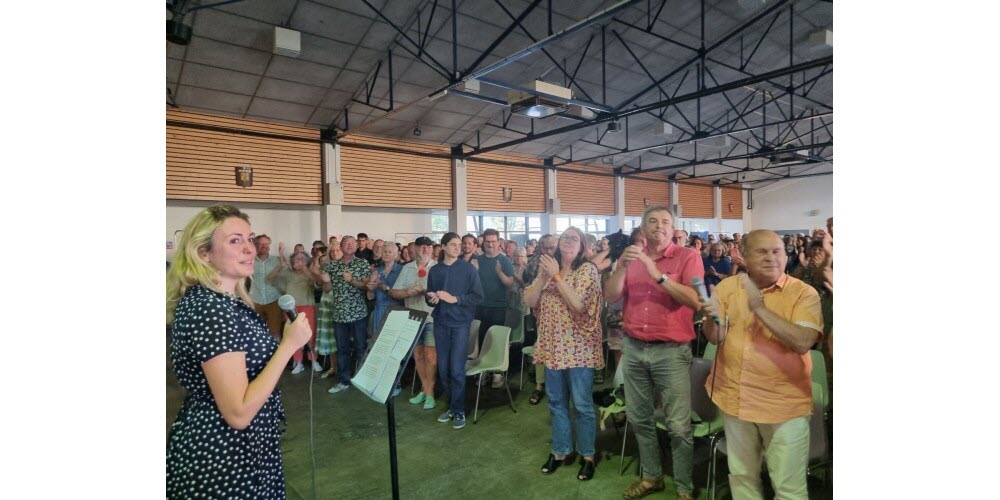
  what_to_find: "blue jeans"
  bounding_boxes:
[434,322,470,416]
[545,367,597,457]
[334,318,368,385]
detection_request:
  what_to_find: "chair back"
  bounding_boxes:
[508,313,525,345]
[702,341,717,360]
[467,319,481,358]
[809,382,829,461]
[809,350,830,411]
[472,325,512,373]
[689,358,718,422]
[612,354,626,388]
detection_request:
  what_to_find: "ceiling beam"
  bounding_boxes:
[463,55,831,157]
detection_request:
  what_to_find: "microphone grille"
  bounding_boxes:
[277,294,296,312]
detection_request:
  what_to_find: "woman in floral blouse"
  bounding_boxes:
[523,226,604,481]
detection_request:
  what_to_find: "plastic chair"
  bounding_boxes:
[465,325,516,423]
[708,382,830,500]
[689,357,725,497]
[595,361,632,475]
[506,314,525,382]
[809,350,831,413]
[518,345,535,391]
[466,319,481,360]
[702,341,717,360]
[624,359,724,479]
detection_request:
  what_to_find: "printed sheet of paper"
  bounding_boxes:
[351,309,423,404]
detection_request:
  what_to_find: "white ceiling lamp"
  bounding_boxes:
[507,80,572,118]
[808,29,833,48]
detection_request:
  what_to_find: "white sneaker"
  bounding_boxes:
[291,363,305,374]
[312,361,323,372]
[491,374,505,389]
[328,383,350,394]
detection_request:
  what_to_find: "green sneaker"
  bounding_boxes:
[423,395,436,410]
[408,393,426,405]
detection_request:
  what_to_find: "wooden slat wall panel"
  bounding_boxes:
[721,186,744,219]
[467,153,545,212]
[167,109,318,139]
[624,173,672,216]
[557,164,615,215]
[339,134,452,209]
[678,179,714,218]
[166,109,322,205]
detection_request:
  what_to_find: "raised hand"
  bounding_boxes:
[739,273,764,312]
[701,284,721,318]
[538,254,559,279]
[278,242,286,257]
[471,258,479,270]
[320,272,331,284]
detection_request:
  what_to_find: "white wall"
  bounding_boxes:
[337,207,435,244]
[166,203,435,262]
[746,175,832,233]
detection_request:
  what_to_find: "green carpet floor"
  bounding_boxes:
[167,345,832,499]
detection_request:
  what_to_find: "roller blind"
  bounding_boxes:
[557,165,615,215]
[721,186,744,219]
[624,173,672,216]
[166,109,322,205]
[678,179,714,218]
[467,152,545,212]
[338,135,452,209]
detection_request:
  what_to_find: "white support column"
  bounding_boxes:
[541,167,559,235]
[449,157,468,234]
[669,179,680,215]
[319,142,343,240]
[742,188,752,231]
[713,184,723,235]
[610,175,625,233]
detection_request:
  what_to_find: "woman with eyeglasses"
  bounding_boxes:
[524,226,604,481]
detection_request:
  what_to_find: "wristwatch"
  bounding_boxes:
[656,274,668,284]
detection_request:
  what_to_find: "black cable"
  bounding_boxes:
[707,315,729,434]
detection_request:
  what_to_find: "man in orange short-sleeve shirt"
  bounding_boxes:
[702,230,823,500]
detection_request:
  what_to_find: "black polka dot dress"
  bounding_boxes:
[167,285,287,499]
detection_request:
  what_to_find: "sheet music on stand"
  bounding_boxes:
[351,306,427,404]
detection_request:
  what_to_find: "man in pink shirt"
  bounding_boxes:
[605,205,704,500]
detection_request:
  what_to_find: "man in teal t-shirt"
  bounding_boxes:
[474,228,515,388]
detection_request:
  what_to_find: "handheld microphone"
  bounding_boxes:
[691,277,720,325]
[277,294,298,322]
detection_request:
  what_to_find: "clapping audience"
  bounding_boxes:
[198,216,835,494]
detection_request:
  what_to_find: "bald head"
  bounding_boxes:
[742,230,787,287]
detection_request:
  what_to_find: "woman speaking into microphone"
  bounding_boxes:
[166,205,311,499]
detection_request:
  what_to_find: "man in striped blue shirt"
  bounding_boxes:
[251,234,285,341]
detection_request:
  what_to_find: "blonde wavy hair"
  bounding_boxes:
[166,205,254,323]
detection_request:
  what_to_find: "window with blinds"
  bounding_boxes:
[678,179,714,218]
[466,153,545,213]
[166,109,322,205]
[624,173,672,216]
[557,165,615,215]
[721,186,744,219]
[337,135,452,209]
